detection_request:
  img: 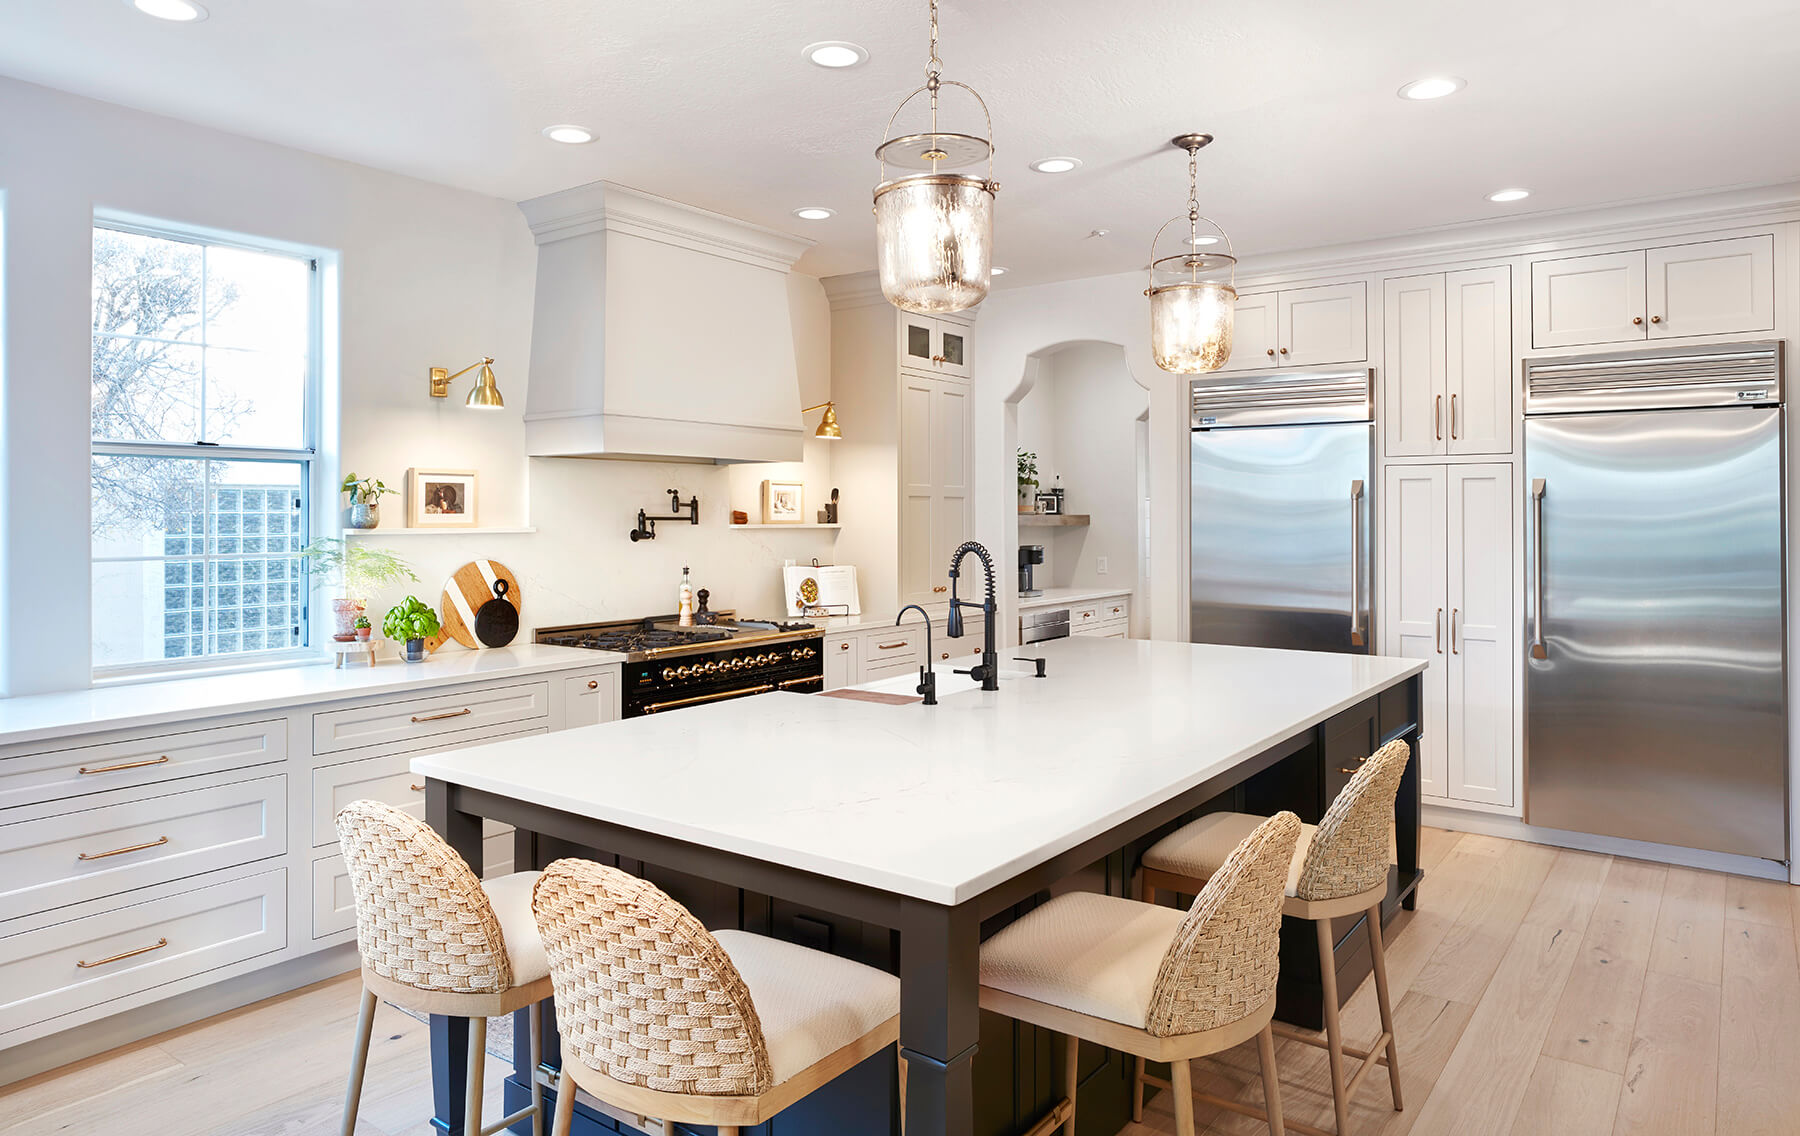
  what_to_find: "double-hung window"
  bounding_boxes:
[90,222,320,672]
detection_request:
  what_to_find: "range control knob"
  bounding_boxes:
[804,647,816,659]
[790,648,803,661]
[703,661,720,675]
[661,667,676,681]
[676,665,692,679]
[761,653,776,665]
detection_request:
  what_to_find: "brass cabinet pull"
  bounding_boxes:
[1451,608,1460,655]
[79,755,171,776]
[1435,608,1444,654]
[876,640,909,650]
[410,708,472,723]
[932,585,948,593]
[586,680,599,690]
[1339,767,1363,775]
[644,684,773,714]
[409,783,425,792]
[78,835,169,861]
[1434,395,1443,441]
[1450,393,1458,439]
[77,937,168,969]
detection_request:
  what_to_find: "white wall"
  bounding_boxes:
[0,77,831,695]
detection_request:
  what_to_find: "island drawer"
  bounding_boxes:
[858,631,923,671]
[0,868,285,1037]
[0,774,286,924]
[0,719,286,813]
[310,727,543,847]
[311,681,549,755]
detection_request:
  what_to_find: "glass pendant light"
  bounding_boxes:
[873,0,999,315]
[1146,134,1237,374]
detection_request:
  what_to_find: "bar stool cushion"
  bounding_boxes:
[713,930,901,1083]
[979,892,1187,1028]
[479,870,550,985]
[1143,813,1316,897]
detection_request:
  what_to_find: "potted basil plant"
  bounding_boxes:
[382,596,441,663]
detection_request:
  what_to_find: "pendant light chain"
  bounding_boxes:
[926,0,942,133]
[1187,144,1201,242]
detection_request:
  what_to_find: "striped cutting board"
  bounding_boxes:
[439,559,523,649]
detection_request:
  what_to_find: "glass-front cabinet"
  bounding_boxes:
[899,313,970,379]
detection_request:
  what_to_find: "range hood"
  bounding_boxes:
[518,181,815,462]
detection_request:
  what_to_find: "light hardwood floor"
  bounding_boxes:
[4,828,1797,1136]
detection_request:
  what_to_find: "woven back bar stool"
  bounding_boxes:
[978,811,1302,1136]
[530,858,903,1136]
[1137,738,1413,1136]
[333,799,552,1136]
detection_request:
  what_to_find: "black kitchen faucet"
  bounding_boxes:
[946,540,1000,691]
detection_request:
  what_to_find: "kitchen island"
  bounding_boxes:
[413,635,1426,1136]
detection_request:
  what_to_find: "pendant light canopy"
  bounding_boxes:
[1146,134,1237,374]
[873,0,999,315]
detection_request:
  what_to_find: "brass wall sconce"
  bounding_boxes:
[805,401,842,440]
[429,357,505,409]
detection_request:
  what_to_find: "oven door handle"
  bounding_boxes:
[778,675,823,689]
[642,683,775,714]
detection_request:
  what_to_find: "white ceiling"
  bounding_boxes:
[4,0,1800,284]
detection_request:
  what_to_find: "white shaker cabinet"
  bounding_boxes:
[897,374,973,606]
[899,314,971,380]
[1530,234,1773,349]
[1220,282,1366,371]
[1382,267,1512,458]
[1381,463,1516,808]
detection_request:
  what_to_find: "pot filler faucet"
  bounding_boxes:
[946,540,1000,691]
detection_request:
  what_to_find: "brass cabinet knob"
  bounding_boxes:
[587,680,599,690]
[1633,316,1644,325]
[1279,347,1289,354]
[839,642,851,651]
[1266,348,1275,356]
[1651,315,1662,324]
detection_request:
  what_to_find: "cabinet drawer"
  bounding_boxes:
[312,828,516,940]
[859,631,922,670]
[311,727,544,846]
[0,868,285,1036]
[312,682,549,755]
[0,719,285,812]
[0,775,286,923]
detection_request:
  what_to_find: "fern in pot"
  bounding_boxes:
[383,597,442,663]
[300,538,418,641]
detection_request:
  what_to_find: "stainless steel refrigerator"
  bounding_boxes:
[1524,341,1787,861]
[1190,369,1374,654]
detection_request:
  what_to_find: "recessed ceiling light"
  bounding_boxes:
[803,41,869,69]
[1398,76,1465,101]
[128,0,207,21]
[1030,157,1083,174]
[793,207,835,221]
[541,124,595,145]
[1186,235,1221,247]
[1488,188,1531,203]
[990,266,1008,276]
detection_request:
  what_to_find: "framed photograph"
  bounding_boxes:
[761,479,804,524]
[407,469,478,528]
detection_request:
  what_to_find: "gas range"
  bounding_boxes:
[536,614,825,717]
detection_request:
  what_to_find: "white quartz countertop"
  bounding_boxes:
[0,643,620,749]
[412,637,1426,905]
[1015,587,1132,613]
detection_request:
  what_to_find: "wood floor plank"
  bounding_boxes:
[1522,848,1613,933]
[0,1041,184,1130]
[1405,920,1585,1136]
[1612,971,1719,1136]
[1540,859,1665,1073]
[1717,917,1800,1135]
[1410,839,1560,1006]
[1723,876,1793,929]
[1508,1055,1622,1136]
[1419,826,1461,872]
[1648,867,1726,984]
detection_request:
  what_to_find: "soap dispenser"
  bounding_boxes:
[677,566,694,627]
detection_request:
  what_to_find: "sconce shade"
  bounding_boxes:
[874,173,995,314]
[466,362,505,409]
[814,402,842,439]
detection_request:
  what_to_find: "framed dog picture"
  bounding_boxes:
[761,479,804,524]
[407,469,478,528]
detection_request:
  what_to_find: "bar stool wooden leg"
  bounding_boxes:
[1255,1022,1286,1136]
[1132,1055,1146,1123]
[1316,919,1350,1136]
[719,1129,740,1135]
[528,1001,545,1135]
[1061,1032,1079,1136]
[340,987,379,1136]
[464,1016,487,1136]
[549,1073,576,1136]
[898,1047,908,1136]
[1170,1057,1198,1136]
[1366,902,1403,1110]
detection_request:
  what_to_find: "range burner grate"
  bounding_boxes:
[542,627,733,652]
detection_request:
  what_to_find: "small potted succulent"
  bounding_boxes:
[383,596,441,663]
[342,473,395,530]
[353,614,371,642]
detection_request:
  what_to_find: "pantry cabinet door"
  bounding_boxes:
[1279,281,1367,367]
[1446,464,1516,807]
[1446,265,1514,456]
[1647,234,1775,340]
[1219,291,1279,370]
[1381,465,1449,798]
[1531,250,1647,348]
[1382,273,1446,458]
[898,374,937,605]
[930,379,973,591]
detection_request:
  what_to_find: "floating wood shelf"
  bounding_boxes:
[730,523,843,531]
[1018,514,1090,527]
[342,527,538,536]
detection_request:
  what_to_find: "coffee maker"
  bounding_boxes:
[1018,544,1045,597]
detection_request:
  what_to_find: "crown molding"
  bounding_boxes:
[518,180,813,272]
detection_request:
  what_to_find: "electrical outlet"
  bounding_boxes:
[1097,557,1109,575]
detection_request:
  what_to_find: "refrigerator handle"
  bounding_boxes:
[1529,477,1547,660]
[1349,479,1366,648]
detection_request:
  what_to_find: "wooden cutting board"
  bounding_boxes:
[439,559,524,649]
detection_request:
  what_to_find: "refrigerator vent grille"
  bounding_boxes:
[1524,341,1782,413]
[1190,368,1373,428]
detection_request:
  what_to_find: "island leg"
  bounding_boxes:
[1395,675,1424,910]
[427,779,483,1136]
[898,898,982,1136]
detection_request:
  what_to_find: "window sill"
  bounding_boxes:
[92,650,331,689]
